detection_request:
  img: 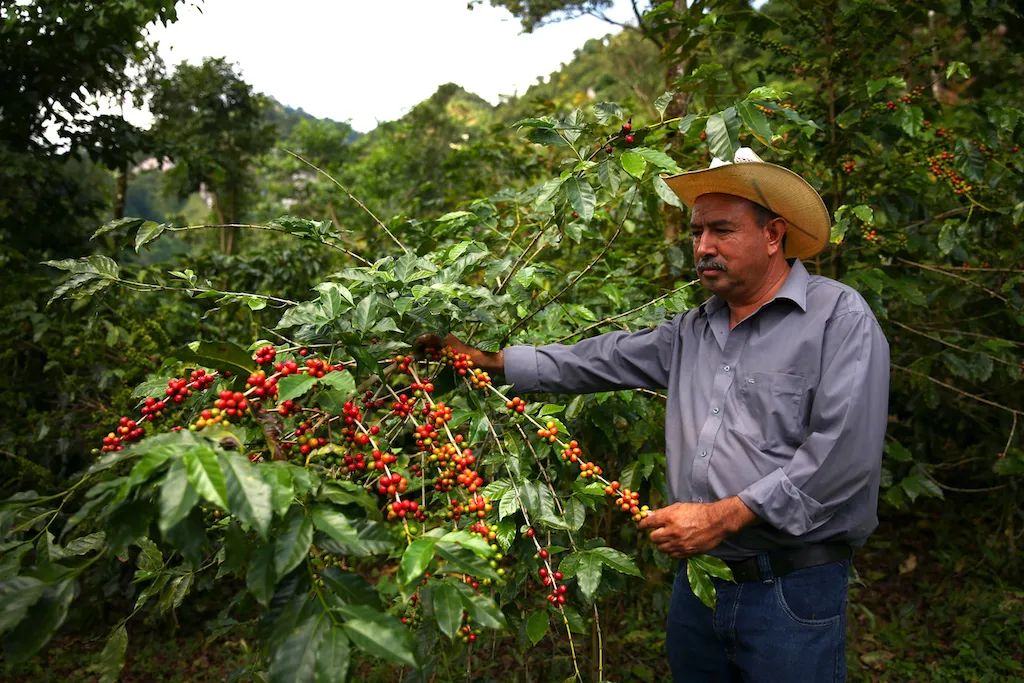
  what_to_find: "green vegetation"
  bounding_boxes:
[1,0,1021,680]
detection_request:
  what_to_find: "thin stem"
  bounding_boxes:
[112,278,298,307]
[286,149,409,255]
[888,320,1018,368]
[892,363,1022,416]
[167,223,370,264]
[895,258,1015,307]
[554,280,699,343]
[502,192,636,344]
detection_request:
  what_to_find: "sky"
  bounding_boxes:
[141,0,638,132]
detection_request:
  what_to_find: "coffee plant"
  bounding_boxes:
[1,92,835,680]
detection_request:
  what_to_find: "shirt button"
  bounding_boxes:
[711,407,720,414]
[700,450,707,458]
[697,497,704,503]
[723,365,730,372]
[747,378,755,384]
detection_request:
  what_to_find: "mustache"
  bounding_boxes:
[696,257,727,273]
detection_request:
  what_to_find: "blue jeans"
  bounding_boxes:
[667,557,849,682]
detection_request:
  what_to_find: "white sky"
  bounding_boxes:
[142,0,637,132]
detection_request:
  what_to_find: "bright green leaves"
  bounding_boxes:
[219,453,274,539]
[430,580,463,639]
[526,609,549,645]
[173,340,253,377]
[397,537,438,587]
[558,546,641,602]
[43,255,120,305]
[564,177,596,223]
[704,107,742,161]
[337,604,418,667]
[687,554,733,609]
[183,444,228,510]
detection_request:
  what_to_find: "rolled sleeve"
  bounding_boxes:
[737,310,890,537]
[502,318,681,394]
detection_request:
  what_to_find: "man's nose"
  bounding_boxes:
[694,230,716,256]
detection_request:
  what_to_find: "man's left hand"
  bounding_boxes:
[638,497,756,558]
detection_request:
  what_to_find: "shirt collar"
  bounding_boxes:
[698,258,809,317]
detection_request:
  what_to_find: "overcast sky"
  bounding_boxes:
[141,0,637,132]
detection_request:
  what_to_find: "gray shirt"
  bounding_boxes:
[504,259,890,560]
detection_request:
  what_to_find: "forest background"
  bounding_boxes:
[1,0,1022,681]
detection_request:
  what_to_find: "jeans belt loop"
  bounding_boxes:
[756,553,775,584]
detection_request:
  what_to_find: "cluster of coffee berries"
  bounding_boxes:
[214,390,248,419]
[469,368,491,389]
[192,407,230,431]
[387,499,423,521]
[370,449,398,471]
[444,349,474,376]
[100,417,145,452]
[842,159,857,175]
[536,421,559,442]
[927,150,973,195]
[864,229,879,242]
[611,485,650,521]
[340,451,366,474]
[579,461,604,479]
[391,393,416,417]
[253,345,276,365]
[393,354,414,374]
[377,472,408,496]
[505,396,527,413]
[561,440,582,463]
[246,369,279,399]
[140,397,166,422]
[538,565,568,605]
[303,358,335,378]
[166,369,215,404]
[277,398,297,416]
[273,359,300,376]
[621,118,634,145]
[428,402,452,426]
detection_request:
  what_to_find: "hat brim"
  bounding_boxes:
[662,162,830,259]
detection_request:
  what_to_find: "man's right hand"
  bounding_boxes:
[415,333,505,374]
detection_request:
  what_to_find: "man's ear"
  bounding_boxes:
[764,217,787,256]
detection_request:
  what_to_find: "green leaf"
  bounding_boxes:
[398,537,438,587]
[592,101,625,125]
[565,177,596,223]
[636,147,682,174]
[352,295,377,333]
[620,150,647,178]
[94,624,128,683]
[689,554,733,581]
[705,107,740,161]
[260,463,297,517]
[220,453,273,539]
[654,91,675,118]
[736,100,773,145]
[886,440,914,463]
[274,507,313,578]
[0,577,48,635]
[526,610,549,646]
[498,489,519,520]
[867,76,905,97]
[453,582,507,629]
[136,537,163,573]
[687,557,717,608]
[318,370,355,397]
[277,374,318,403]
[340,607,417,667]
[92,216,144,240]
[575,552,604,601]
[246,543,276,607]
[268,613,326,683]
[321,568,382,609]
[183,444,228,509]
[1,577,76,664]
[174,340,253,377]
[134,221,168,252]
[158,458,198,533]
[652,175,684,209]
[431,580,462,639]
[945,61,970,80]
[312,505,363,549]
[314,624,351,683]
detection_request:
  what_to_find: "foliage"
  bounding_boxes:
[149,57,276,252]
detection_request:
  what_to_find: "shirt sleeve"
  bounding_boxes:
[737,309,890,537]
[503,317,681,394]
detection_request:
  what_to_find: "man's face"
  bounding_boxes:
[688,193,784,303]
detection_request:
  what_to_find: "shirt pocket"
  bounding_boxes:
[735,371,807,451]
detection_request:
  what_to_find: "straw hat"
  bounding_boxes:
[663,147,830,259]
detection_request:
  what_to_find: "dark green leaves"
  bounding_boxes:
[704,107,741,161]
[43,255,120,304]
[220,453,273,538]
[173,340,253,377]
[687,554,733,609]
[430,580,462,639]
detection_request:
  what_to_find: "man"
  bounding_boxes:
[443,148,889,681]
